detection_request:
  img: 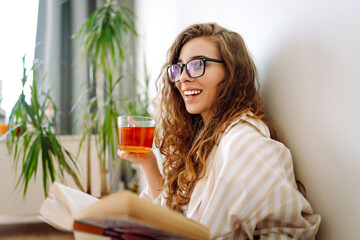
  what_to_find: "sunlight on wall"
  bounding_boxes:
[0,1,39,121]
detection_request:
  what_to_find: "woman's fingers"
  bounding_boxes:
[127,116,138,127]
[117,149,154,164]
[117,150,139,163]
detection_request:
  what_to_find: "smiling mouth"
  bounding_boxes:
[184,90,202,97]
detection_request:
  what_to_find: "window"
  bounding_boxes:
[0,1,39,121]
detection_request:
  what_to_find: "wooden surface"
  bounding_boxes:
[0,215,74,240]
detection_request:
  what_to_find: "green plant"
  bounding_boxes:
[109,63,151,193]
[6,55,83,196]
[74,0,138,195]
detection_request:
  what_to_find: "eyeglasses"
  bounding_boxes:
[166,57,224,83]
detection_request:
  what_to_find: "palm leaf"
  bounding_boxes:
[7,55,83,197]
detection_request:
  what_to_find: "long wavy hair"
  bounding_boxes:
[154,23,277,212]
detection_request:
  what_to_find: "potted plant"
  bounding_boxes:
[6,55,83,196]
[74,0,149,196]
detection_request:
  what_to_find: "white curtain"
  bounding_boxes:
[35,0,94,134]
[35,0,136,135]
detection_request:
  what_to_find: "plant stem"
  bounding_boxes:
[86,128,92,194]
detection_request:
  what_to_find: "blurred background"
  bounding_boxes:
[1,1,359,239]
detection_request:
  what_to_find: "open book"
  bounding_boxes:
[39,182,209,240]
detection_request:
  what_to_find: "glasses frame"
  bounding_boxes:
[166,57,224,83]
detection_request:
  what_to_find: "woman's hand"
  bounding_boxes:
[117,150,156,165]
[117,149,162,200]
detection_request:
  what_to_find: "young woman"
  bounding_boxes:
[118,23,320,239]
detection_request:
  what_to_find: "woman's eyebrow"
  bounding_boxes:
[191,55,207,59]
[177,55,208,63]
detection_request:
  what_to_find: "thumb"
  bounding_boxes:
[127,116,138,127]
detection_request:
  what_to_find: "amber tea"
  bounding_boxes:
[118,116,155,153]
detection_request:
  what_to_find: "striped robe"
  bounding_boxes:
[141,114,321,239]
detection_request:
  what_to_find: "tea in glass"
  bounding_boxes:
[118,116,155,153]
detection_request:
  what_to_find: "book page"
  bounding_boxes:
[52,182,99,216]
[39,192,74,231]
[74,232,111,240]
[39,182,100,232]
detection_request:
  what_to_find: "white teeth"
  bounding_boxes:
[184,90,202,96]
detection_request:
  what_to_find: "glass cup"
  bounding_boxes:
[117,116,155,153]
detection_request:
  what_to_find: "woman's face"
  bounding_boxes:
[175,37,226,124]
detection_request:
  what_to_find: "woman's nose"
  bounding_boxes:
[178,68,192,83]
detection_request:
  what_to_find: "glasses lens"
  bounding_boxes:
[168,65,181,82]
[187,59,204,78]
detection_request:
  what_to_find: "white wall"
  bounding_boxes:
[135,0,360,239]
[0,136,102,214]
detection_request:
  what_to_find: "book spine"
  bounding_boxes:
[73,221,123,239]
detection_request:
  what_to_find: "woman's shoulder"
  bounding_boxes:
[222,113,271,142]
[218,114,292,167]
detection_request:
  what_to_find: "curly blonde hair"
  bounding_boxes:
[154,23,276,212]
